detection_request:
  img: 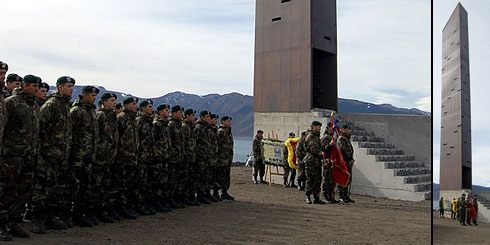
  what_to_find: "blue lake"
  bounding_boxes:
[233,138,252,162]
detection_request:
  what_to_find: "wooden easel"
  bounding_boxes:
[264,130,285,187]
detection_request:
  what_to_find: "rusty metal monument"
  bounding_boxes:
[440,3,472,196]
[253,0,337,112]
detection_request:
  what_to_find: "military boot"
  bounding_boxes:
[135,205,150,216]
[313,195,326,204]
[72,215,94,228]
[119,207,137,220]
[305,195,312,204]
[0,219,13,241]
[188,193,200,206]
[152,201,165,212]
[259,176,267,184]
[110,209,124,221]
[45,216,67,230]
[283,178,288,188]
[253,176,258,184]
[221,191,235,201]
[323,193,333,204]
[207,190,218,202]
[213,190,223,202]
[289,180,297,188]
[30,217,46,234]
[96,210,115,223]
[6,219,30,238]
[197,192,211,204]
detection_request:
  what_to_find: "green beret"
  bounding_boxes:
[116,103,123,109]
[139,99,153,108]
[100,92,117,101]
[221,116,232,121]
[311,120,322,126]
[0,61,8,71]
[81,85,100,94]
[156,104,170,112]
[39,82,50,90]
[171,105,184,113]
[7,74,22,83]
[123,96,138,105]
[199,110,210,117]
[184,108,195,117]
[341,124,351,129]
[210,114,219,119]
[22,75,41,84]
[56,76,75,86]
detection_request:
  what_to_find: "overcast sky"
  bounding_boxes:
[433,0,490,187]
[1,0,430,111]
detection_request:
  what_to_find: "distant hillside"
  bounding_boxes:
[57,86,429,138]
[433,183,490,200]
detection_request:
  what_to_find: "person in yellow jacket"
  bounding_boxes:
[451,198,457,220]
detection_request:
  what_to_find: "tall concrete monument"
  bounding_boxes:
[253,0,337,113]
[440,3,472,195]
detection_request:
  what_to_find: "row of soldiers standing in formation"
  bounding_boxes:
[252,120,355,204]
[0,61,235,242]
[453,194,478,226]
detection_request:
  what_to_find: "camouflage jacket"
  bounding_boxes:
[1,89,40,157]
[152,115,171,163]
[217,125,233,166]
[194,119,210,163]
[295,138,307,163]
[208,125,219,166]
[168,116,183,164]
[320,133,334,158]
[0,83,7,147]
[2,86,12,98]
[37,98,46,107]
[182,119,196,163]
[69,97,98,165]
[283,144,289,166]
[337,133,354,162]
[252,136,264,162]
[94,107,118,165]
[116,109,138,165]
[39,91,72,161]
[304,130,322,166]
[136,113,154,164]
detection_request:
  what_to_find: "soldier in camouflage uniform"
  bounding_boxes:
[304,121,326,204]
[0,75,40,241]
[320,122,338,204]
[93,93,121,222]
[168,105,185,208]
[152,104,173,211]
[217,116,235,200]
[252,130,265,184]
[458,194,467,226]
[115,103,123,115]
[194,110,212,204]
[36,82,49,107]
[207,114,221,202]
[3,74,22,98]
[66,86,100,228]
[182,108,200,206]
[282,132,297,188]
[295,131,307,191]
[113,97,139,219]
[135,99,156,215]
[31,76,75,233]
[337,124,355,203]
[0,61,9,241]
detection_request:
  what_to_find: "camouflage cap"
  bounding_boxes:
[81,85,100,94]
[100,92,117,101]
[123,96,138,105]
[171,105,184,113]
[0,61,8,71]
[156,104,170,112]
[56,76,75,86]
[184,108,195,117]
[139,99,153,108]
[22,75,42,84]
[7,73,22,83]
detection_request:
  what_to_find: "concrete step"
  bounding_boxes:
[358,142,395,149]
[350,131,375,137]
[376,155,415,162]
[413,182,431,192]
[393,168,430,176]
[351,135,384,142]
[384,161,426,169]
[367,148,404,156]
[404,174,431,184]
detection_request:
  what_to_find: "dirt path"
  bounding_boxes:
[11,166,430,244]
[433,212,490,244]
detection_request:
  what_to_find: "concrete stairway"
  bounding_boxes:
[347,124,431,201]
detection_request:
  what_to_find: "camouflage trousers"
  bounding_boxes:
[65,159,94,215]
[110,161,125,207]
[206,164,219,191]
[458,208,466,223]
[111,162,145,207]
[305,157,322,196]
[175,162,189,197]
[32,157,68,216]
[0,155,35,220]
[283,165,296,185]
[297,162,306,184]
[321,164,334,197]
[131,163,147,206]
[146,162,164,202]
[196,161,206,193]
[92,161,113,210]
[185,161,199,195]
[338,161,353,199]
[216,163,231,192]
[253,159,265,179]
